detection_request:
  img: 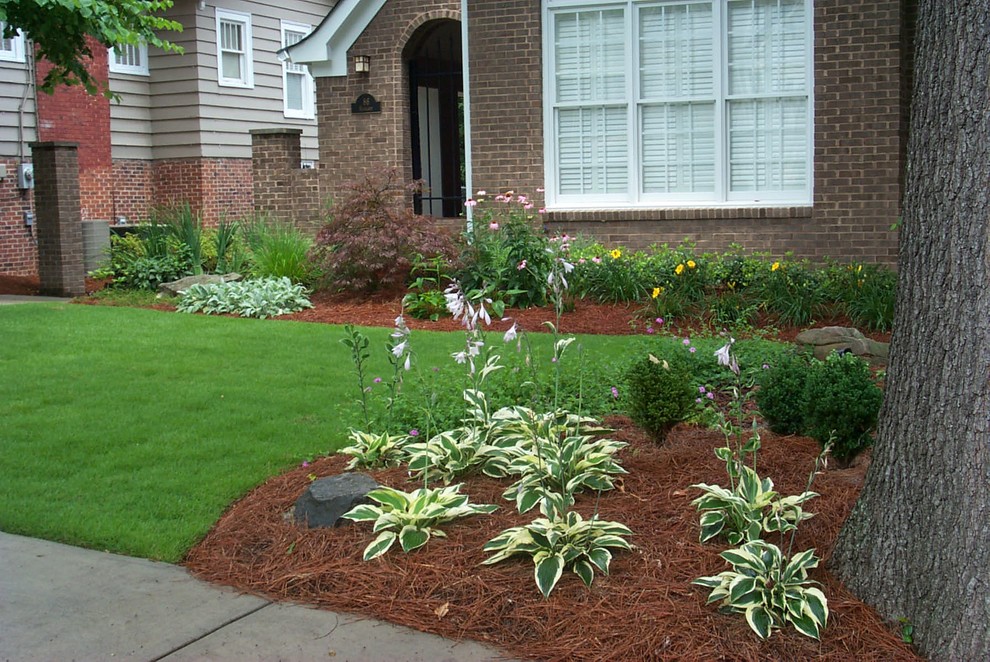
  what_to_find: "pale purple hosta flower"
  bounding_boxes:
[714,343,732,366]
[503,322,518,342]
[452,351,468,364]
[391,340,408,358]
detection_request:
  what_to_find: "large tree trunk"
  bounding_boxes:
[829,2,990,659]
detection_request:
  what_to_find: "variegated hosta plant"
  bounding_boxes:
[483,511,633,598]
[490,405,612,451]
[692,540,829,640]
[690,464,818,545]
[337,430,410,470]
[405,427,505,482]
[342,484,497,561]
[502,434,627,518]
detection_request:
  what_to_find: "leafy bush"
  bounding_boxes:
[754,259,825,326]
[623,351,695,442]
[114,251,192,290]
[570,245,648,303]
[342,484,497,560]
[402,254,453,320]
[802,352,883,463]
[312,170,456,292]
[483,511,633,598]
[242,217,316,285]
[176,277,313,319]
[153,202,203,275]
[844,265,897,332]
[455,193,552,308]
[755,351,812,435]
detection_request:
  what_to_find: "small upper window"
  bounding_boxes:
[281,21,314,119]
[0,22,26,63]
[109,43,149,76]
[216,8,254,88]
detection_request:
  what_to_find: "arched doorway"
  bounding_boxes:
[406,20,464,218]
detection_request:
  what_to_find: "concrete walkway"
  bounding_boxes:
[0,294,72,305]
[0,532,512,661]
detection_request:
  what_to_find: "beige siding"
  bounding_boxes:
[0,60,36,159]
[120,0,326,162]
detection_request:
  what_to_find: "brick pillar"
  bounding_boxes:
[250,129,322,232]
[32,142,85,297]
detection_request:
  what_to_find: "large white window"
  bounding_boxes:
[0,22,25,63]
[544,0,813,208]
[216,8,253,88]
[281,21,314,119]
[109,43,149,75]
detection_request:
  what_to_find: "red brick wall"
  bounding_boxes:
[151,158,254,225]
[111,159,153,223]
[0,158,37,275]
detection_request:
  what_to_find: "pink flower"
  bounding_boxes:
[409,429,420,436]
[489,222,499,231]
[465,198,477,207]
[538,207,547,214]
[578,258,586,264]
[536,187,545,193]
[301,460,310,468]
[592,256,602,264]
[524,203,534,210]
[611,386,619,399]
[517,259,527,270]
[699,386,706,393]
[696,398,703,404]
[706,392,715,400]
[655,317,664,325]
[517,195,528,204]
[690,347,697,353]
[495,194,506,202]
[373,377,382,383]
[646,327,655,334]
[682,338,691,346]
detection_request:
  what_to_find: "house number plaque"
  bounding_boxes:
[351,93,382,114]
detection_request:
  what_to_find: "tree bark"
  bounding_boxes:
[829,2,990,660]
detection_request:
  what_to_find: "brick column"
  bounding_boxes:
[32,142,85,297]
[250,128,321,232]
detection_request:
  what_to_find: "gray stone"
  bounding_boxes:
[795,326,889,365]
[158,273,243,297]
[294,473,379,528]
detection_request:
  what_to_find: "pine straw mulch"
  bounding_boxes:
[183,419,919,662]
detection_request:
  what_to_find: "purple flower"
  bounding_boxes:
[646,326,655,334]
[762,363,770,370]
[655,317,664,325]
[489,222,499,231]
[696,398,703,404]
[409,429,420,437]
[698,386,706,394]
[706,392,715,400]
[301,460,310,468]
[682,338,691,346]
[690,347,697,353]
[611,386,619,399]
[373,377,382,384]
[517,259,527,270]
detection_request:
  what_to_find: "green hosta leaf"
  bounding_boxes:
[745,605,774,640]
[691,574,724,590]
[789,610,821,639]
[363,531,397,561]
[341,504,381,522]
[721,548,766,574]
[368,488,409,512]
[699,510,727,543]
[587,547,612,574]
[572,559,596,587]
[728,576,761,607]
[516,487,543,514]
[535,553,565,598]
[783,548,820,582]
[399,525,430,553]
[593,534,632,551]
[803,587,829,627]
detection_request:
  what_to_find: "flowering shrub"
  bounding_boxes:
[311,170,456,292]
[455,191,551,308]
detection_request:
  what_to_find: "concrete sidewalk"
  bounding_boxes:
[0,532,512,661]
[0,295,72,305]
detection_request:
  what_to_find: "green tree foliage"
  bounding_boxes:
[0,0,183,95]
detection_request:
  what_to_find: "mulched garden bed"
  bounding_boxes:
[183,421,918,661]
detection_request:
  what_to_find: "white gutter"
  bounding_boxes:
[461,0,473,231]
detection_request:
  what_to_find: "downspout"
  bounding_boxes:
[17,39,34,165]
[460,0,472,232]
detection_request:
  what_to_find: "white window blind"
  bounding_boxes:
[544,0,812,207]
[216,9,253,88]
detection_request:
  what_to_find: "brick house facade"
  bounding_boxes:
[279,0,911,264]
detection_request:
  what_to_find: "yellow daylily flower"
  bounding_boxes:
[687,260,696,269]
[652,287,662,299]
[771,261,781,272]
[675,263,685,275]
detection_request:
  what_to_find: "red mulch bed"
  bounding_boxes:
[183,421,917,661]
[3,274,908,659]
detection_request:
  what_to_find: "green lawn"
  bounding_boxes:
[0,303,788,562]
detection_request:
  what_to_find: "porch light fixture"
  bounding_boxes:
[354,55,370,74]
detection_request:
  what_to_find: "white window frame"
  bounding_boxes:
[109,42,149,76]
[0,22,26,63]
[542,0,814,210]
[280,21,315,119]
[216,8,254,88]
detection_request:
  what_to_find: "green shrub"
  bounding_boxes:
[845,265,897,332]
[623,351,695,442]
[455,193,552,308]
[755,351,811,435]
[570,245,648,303]
[802,352,882,463]
[113,249,192,290]
[754,258,825,327]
